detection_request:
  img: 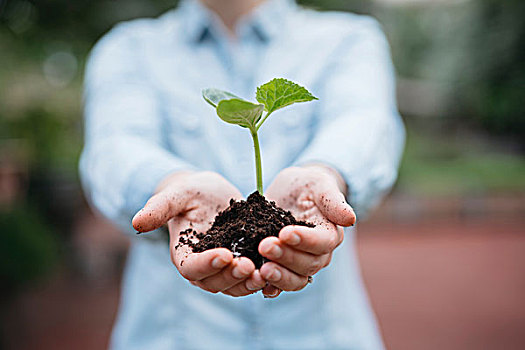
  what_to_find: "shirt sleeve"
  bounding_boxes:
[294,18,405,217]
[79,24,197,233]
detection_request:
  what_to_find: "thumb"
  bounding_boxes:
[314,185,356,227]
[132,191,189,233]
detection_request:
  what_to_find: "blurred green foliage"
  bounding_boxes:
[375,0,525,139]
[3,107,79,168]
[462,0,525,137]
[0,204,58,294]
[398,121,525,196]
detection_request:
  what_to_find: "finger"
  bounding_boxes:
[279,224,343,255]
[260,262,309,292]
[314,185,356,227]
[262,284,282,298]
[132,191,190,232]
[259,237,331,276]
[245,270,267,291]
[198,257,255,293]
[221,270,266,297]
[174,248,233,281]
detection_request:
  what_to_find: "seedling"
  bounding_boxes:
[202,78,318,194]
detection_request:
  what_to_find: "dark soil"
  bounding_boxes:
[178,191,314,269]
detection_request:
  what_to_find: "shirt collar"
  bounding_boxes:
[178,0,296,44]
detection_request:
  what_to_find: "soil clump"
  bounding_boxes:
[179,191,314,269]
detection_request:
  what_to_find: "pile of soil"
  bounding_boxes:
[178,191,314,269]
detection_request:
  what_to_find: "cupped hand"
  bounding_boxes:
[260,166,356,297]
[132,171,267,297]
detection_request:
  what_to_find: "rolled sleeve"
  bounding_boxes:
[295,18,405,217]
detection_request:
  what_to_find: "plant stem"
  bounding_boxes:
[256,111,273,131]
[250,129,263,194]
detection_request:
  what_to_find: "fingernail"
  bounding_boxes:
[267,268,282,282]
[286,233,300,246]
[232,266,245,279]
[246,280,260,291]
[269,245,283,258]
[263,289,280,298]
[212,257,228,269]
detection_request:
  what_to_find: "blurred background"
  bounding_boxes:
[0,0,524,349]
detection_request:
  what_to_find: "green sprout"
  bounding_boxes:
[203,78,318,194]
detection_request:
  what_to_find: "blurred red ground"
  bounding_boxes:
[359,218,525,350]
[2,196,525,350]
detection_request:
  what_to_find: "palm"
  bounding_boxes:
[133,171,266,297]
[167,186,242,268]
[253,167,357,295]
[265,169,337,231]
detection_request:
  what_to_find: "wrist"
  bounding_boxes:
[155,170,198,193]
[301,163,348,195]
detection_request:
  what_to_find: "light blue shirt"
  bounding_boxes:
[80,0,405,349]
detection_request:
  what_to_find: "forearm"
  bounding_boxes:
[294,111,404,216]
[155,170,198,194]
[79,134,196,232]
[293,19,405,216]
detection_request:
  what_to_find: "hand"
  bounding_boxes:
[132,171,267,297]
[259,166,356,297]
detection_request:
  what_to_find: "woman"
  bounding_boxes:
[80,0,405,348]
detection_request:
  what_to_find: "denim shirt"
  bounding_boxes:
[80,0,404,349]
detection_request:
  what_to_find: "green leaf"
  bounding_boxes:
[202,88,240,108]
[256,78,318,114]
[216,99,264,130]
